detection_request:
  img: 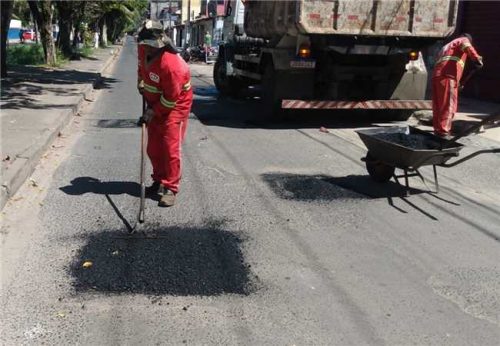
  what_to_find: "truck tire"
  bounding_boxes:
[393,110,415,121]
[213,59,242,97]
[261,63,284,118]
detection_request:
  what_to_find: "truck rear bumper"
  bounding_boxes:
[281,100,432,110]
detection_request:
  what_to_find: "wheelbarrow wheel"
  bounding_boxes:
[365,152,395,183]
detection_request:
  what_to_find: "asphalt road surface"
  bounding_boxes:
[1,37,499,345]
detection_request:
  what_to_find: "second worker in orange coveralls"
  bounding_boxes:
[432,33,483,137]
[138,21,193,207]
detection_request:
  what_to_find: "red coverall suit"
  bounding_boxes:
[432,37,482,135]
[142,51,193,194]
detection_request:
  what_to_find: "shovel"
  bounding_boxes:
[133,97,147,232]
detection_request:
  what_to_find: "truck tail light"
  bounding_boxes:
[298,44,311,59]
[409,51,419,61]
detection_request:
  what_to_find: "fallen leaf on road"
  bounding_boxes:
[12,196,23,202]
[319,127,330,133]
[2,155,10,162]
[56,312,66,318]
[82,261,93,269]
[200,136,208,141]
[75,112,82,117]
[29,179,38,187]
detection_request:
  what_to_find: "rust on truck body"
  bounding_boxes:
[244,0,457,39]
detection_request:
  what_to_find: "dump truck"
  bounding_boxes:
[214,0,459,119]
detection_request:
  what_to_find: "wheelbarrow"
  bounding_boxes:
[356,112,500,195]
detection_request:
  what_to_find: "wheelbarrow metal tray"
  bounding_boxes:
[356,126,464,168]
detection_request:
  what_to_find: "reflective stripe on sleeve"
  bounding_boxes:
[143,83,162,94]
[182,81,191,91]
[460,42,472,51]
[160,95,176,108]
[437,55,465,67]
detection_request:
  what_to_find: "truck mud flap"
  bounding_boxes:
[281,100,432,110]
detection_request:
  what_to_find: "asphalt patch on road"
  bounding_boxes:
[95,119,139,128]
[262,173,422,200]
[70,226,253,296]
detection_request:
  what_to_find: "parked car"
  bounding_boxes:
[22,30,36,41]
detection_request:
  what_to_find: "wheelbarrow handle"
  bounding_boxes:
[440,148,500,168]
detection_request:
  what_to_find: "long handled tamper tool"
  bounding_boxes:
[137,97,147,227]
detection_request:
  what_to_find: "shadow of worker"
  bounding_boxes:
[60,177,140,198]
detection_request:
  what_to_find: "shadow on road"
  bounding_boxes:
[1,65,118,110]
[262,172,442,220]
[261,173,423,201]
[191,90,406,131]
[60,177,140,198]
[70,225,253,296]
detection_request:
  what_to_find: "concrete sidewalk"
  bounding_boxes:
[1,45,122,210]
[412,97,500,142]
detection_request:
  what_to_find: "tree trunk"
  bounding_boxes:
[72,1,86,48]
[56,1,73,57]
[99,19,108,47]
[28,0,56,66]
[1,1,14,78]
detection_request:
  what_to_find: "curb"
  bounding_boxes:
[0,45,123,211]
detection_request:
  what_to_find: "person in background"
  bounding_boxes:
[94,31,99,49]
[204,31,212,63]
[432,33,483,137]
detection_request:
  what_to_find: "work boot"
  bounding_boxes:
[158,186,176,207]
[145,181,161,197]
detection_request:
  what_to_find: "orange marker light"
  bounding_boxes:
[409,51,419,61]
[298,44,311,59]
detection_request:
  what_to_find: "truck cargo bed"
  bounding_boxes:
[244,0,457,39]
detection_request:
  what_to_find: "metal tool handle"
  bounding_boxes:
[138,97,147,224]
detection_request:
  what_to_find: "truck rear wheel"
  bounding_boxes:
[214,59,242,97]
[261,63,284,118]
[392,110,415,121]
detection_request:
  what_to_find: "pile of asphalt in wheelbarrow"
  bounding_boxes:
[70,225,254,296]
[374,132,442,150]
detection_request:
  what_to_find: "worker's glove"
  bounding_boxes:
[143,108,155,123]
[137,108,155,126]
[473,58,484,69]
[137,79,144,95]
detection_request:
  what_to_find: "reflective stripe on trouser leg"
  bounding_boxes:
[147,118,165,182]
[159,114,189,194]
[432,77,455,135]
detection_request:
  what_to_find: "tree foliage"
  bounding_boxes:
[1,1,14,77]
[12,0,31,27]
[1,0,147,75]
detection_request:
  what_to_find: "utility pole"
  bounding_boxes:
[186,0,191,47]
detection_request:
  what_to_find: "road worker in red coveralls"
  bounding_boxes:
[432,33,483,137]
[138,21,193,207]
